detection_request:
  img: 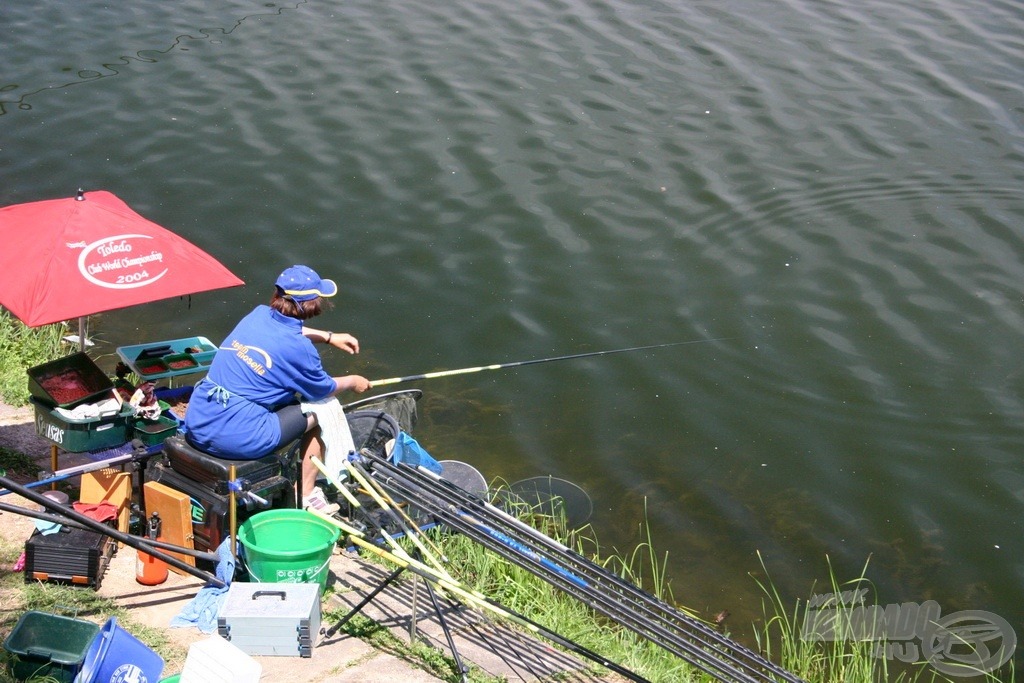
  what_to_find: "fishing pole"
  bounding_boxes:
[311,455,454,581]
[371,338,731,386]
[370,461,753,682]
[344,457,450,573]
[368,463,590,590]
[307,457,648,681]
[0,501,220,562]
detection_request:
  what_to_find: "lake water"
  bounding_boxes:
[3,0,1022,672]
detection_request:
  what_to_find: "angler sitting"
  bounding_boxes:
[183,265,371,513]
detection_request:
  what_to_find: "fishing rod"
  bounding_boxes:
[421,465,804,683]
[371,338,730,386]
[0,500,219,562]
[344,457,451,574]
[310,456,648,681]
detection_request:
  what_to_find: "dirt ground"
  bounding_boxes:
[0,402,48,459]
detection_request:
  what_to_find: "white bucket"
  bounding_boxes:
[180,635,261,683]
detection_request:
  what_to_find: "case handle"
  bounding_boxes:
[252,590,287,601]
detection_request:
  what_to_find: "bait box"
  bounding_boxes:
[133,415,179,446]
[27,353,114,409]
[116,336,216,380]
[163,353,200,372]
[134,358,169,377]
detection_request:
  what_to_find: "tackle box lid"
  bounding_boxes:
[116,336,217,380]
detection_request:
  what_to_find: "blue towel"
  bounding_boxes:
[33,519,62,535]
[170,538,236,633]
[390,431,443,474]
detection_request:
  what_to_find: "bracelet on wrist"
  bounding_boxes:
[326,332,333,344]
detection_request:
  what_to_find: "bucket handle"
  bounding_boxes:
[52,603,79,618]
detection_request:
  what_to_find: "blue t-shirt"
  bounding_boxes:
[184,305,337,458]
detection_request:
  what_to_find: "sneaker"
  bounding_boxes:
[303,486,340,515]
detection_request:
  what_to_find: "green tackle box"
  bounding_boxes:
[31,398,133,452]
[133,415,179,446]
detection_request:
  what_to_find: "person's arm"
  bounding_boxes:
[333,374,371,394]
[301,326,359,354]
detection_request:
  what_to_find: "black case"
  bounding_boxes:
[24,525,115,589]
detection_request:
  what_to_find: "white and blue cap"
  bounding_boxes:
[275,265,338,302]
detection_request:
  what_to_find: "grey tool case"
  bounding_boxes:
[217,583,321,657]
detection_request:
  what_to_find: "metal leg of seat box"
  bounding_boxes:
[276,440,304,509]
[322,564,406,638]
[322,552,469,682]
[419,569,470,683]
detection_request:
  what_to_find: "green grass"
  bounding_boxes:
[0,311,69,406]
[752,551,1016,683]
[0,447,42,481]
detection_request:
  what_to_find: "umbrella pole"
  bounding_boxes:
[78,316,87,353]
[50,445,58,491]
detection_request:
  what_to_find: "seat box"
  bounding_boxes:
[2,610,100,683]
[217,583,321,657]
[162,435,282,486]
[24,525,116,589]
[149,462,293,555]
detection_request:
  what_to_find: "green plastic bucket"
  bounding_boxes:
[237,509,339,592]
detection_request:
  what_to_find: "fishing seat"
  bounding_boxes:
[162,434,287,488]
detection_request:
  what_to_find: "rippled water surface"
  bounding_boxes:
[4,0,1023,667]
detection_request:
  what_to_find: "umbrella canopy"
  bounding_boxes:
[0,190,244,327]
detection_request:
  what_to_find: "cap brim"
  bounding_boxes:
[318,278,338,298]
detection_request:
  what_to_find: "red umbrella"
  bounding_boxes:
[0,190,244,329]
